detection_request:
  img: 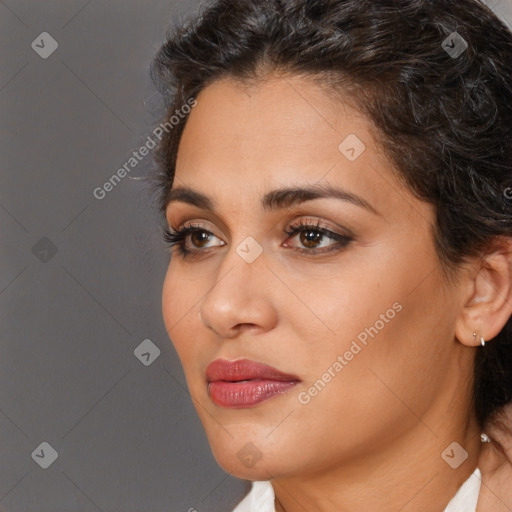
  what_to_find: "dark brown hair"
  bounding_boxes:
[150,0,512,427]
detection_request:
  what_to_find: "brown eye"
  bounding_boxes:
[190,230,212,247]
[300,229,323,248]
[163,224,226,257]
[284,221,353,254]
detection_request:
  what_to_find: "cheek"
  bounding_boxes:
[278,285,443,466]
[162,264,180,335]
[161,263,203,364]
[287,243,450,415]
[162,264,181,338]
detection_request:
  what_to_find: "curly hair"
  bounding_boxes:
[150,0,512,428]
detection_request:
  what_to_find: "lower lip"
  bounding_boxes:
[208,379,299,408]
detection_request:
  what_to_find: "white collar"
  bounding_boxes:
[232,467,482,512]
[444,467,481,512]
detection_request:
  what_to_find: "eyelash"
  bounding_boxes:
[162,219,353,258]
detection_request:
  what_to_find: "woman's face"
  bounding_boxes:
[162,74,472,480]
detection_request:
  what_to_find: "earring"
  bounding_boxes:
[481,432,491,443]
[473,332,485,347]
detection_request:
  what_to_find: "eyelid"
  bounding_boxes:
[282,218,352,249]
[173,220,225,238]
[284,216,355,238]
[170,216,354,241]
[165,214,355,258]
[176,222,227,249]
[166,208,231,239]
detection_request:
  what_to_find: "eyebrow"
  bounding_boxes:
[166,183,379,215]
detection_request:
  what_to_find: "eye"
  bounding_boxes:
[163,218,353,259]
[162,223,225,257]
[283,219,353,254]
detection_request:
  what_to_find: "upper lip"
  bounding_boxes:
[206,358,301,383]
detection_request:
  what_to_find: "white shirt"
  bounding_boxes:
[232,467,482,512]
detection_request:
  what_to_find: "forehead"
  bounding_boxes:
[171,75,410,221]
[178,77,373,172]
[178,74,366,155]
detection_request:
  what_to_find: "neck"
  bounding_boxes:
[272,406,481,512]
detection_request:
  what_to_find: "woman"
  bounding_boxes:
[150,0,512,510]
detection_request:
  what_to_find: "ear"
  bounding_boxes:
[455,237,512,347]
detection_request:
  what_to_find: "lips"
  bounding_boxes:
[206,358,301,408]
[206,358,300,383]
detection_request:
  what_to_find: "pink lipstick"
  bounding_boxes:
[206,358,300,408]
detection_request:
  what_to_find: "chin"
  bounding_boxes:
[211,448,282,481]
[206,430,301,481]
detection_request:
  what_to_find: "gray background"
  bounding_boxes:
[1,1,511,511]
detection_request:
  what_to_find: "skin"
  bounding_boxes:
[478,403,512,511]
[161,73,512,512]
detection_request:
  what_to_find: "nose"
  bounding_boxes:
[199,244,278,339]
